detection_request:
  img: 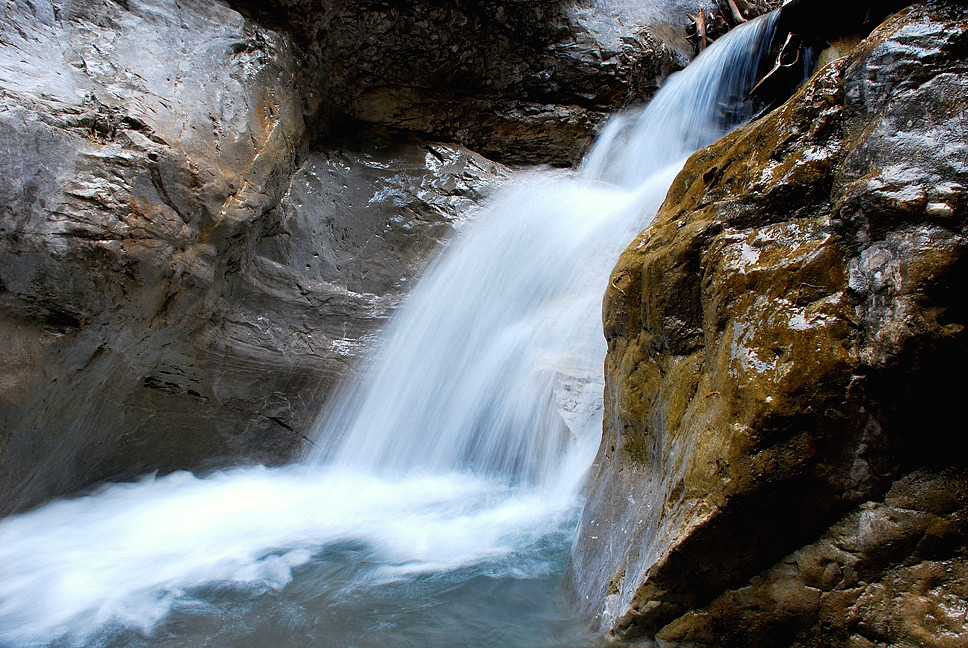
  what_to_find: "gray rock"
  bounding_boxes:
[0,0,508,516]
[232,0,770,164]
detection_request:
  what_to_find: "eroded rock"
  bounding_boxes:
[570,2,968,645]
[0,0,508,515]
[232,0,783,165]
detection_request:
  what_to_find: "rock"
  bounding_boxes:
[1,0,751,517]
[0,0,508,516]
[570,1,968,645]
[652,470,968,647]
[232,0,781,165]
[0,0,316,515]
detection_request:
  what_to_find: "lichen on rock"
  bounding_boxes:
[570,2,968,645]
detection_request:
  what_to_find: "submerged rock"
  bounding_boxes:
[571,1,968,645]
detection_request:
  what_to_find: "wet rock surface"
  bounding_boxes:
[571,1,968,645]
[231,0,778,165]
[0,0,508,515]
[0,0,315,515]
[2,0,738,516]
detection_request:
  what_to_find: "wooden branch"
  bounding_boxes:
[697,10,708,50]
[726,0,748,23]
[747,31,796,98]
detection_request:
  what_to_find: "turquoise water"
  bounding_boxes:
[92,530,601,648]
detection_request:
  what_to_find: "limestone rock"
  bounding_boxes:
[0,0,507,516]
[570,2,968,645]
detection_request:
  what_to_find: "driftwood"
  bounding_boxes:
[688,0,769,53]
[696,10,708,50]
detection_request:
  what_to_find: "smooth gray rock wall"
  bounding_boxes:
[0,0,508,515]
[1,0,316,514]
[231,0,745,164]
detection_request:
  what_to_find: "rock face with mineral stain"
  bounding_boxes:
[571,2,968,645]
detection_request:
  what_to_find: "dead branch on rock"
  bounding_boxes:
[747,31,800,98]
[726,0,748,22]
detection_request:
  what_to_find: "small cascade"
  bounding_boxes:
[308,13,779,494]
[0,13,781,647]
[584,14,776,188]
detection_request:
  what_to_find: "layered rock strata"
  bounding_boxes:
[571,2,968,645]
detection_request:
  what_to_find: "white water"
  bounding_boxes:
[0,15,777,647]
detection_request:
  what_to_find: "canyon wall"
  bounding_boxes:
[571,2,968,645]
[0,0,720,515]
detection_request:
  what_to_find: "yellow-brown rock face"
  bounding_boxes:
[571,2,968,646]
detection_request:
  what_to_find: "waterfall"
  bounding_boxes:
[307,12,778,491]
[0,14,779,647]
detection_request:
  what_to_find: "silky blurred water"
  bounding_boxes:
[0,14,778,648]
[0,466,602,647]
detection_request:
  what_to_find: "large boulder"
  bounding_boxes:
[0,0,507,516]
[570,1,968,645]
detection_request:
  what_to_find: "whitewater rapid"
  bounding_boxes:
[0,466,580,645]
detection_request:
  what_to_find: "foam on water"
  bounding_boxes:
[0,14,779,646]
[0,465,576,645]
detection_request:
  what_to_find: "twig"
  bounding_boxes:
[610,276,627,295]
[747,32,798,99]
[726,0,747,23]
[697,10,708,50]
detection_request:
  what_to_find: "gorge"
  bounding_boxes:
[1,1,966,647]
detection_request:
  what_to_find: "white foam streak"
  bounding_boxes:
[0,466,573,645]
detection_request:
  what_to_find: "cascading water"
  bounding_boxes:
[0,14,779,648]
